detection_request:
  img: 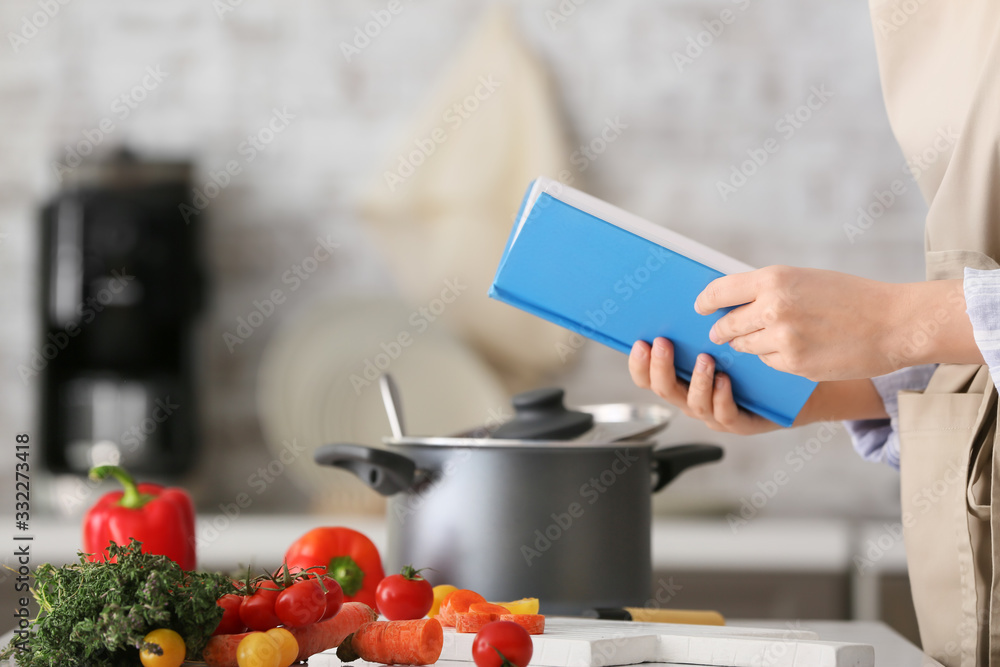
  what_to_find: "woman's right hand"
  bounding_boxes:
[628,337,783,435]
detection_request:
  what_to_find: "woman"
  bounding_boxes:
[629,2,1000,666]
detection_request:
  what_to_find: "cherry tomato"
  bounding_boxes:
[264,628,298,667]
[214,593,247,635]
[321,575,345,620]
[472,621,533,667]
[140,628,186,667]
[240,585,282,631]
[274,578,326,627]
[237,632,281,667]
[375,565,434,620]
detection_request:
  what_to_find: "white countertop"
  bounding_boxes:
[0,620,937,667]
[16,514,908,575]
[727,620,940,667]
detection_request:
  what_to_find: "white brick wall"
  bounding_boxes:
[0,0,913,519]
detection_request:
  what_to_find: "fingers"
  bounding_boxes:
[630,339,776,435]
[708,304,765,345]
[629,341,652,389]
[694,270,761,315]
[728,328,778,356]
[711,373,742,429]
[757,351,789,374]
[628,338,778,434]
[686,353,718,426]
[648,338,689,405]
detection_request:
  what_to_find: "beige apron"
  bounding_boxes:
[869,0,1000,664]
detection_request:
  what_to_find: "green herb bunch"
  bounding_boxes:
[0,539,238,667]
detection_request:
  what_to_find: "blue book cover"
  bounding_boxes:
[489,177,817,428]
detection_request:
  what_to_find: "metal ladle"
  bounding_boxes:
[379,374,406,438]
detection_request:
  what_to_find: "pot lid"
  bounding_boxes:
[386,386,672,447]
[490,388,594,439]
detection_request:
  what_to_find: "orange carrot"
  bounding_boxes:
[290,602,379,661]
[456,612,497,633]
[337,618,443,665]
[202,601,377,667]
[438,589,486,627]
[469,602,510,616]
[500,613,546,635]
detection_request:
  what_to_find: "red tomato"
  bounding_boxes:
[321,575,345,620]
[274,578,326,628]
[473,621,533,667]
[240,585,282,631]
[375,566,434,620]
[213,594,247,635]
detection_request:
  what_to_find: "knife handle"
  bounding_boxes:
[623,608,726,625]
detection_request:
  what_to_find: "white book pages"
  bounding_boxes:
[513,177,755,276]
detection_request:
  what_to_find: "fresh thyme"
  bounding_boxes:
[1,539,237,667]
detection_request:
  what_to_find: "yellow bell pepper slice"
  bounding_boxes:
[493,597,540,615]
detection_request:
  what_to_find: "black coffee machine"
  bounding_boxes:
[37,150,204,476]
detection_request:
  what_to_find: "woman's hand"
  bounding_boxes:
[629,337,890,432]
[693,265,984,381]
[695,266,903,381]
[629,338,781,434]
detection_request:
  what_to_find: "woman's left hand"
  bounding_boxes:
[695,266,906,381]
[629,338,782,434]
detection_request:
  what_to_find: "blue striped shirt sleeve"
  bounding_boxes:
[965,268,1000,388]
[844,267,1000,469]
[843,364,937,469]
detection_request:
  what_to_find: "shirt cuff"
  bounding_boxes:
[964,267,1000,389]
[843,364,938,469]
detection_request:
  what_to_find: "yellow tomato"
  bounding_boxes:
[265,627,299,667]
[495,597,540,615]
[139,628,186,667]
[237,632,281,667]
[429,584,458,617]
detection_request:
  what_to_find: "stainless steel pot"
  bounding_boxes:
[313,387,722,615]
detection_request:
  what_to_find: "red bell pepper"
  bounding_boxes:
[83,465,196,571]
[284,527,385,608]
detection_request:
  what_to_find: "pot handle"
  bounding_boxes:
[652,444,724,493]
[313,444,416,496]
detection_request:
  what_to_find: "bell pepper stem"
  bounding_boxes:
[89,465,155,510]
[328,555,365,597]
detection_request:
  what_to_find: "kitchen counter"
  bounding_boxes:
[318,620,933,667]
[0,621,939,667]
[727,620,938,667]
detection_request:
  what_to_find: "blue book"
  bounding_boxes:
[489,177,817,427]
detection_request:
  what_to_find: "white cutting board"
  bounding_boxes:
[435,617,874,667]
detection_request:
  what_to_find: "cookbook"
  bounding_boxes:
[488,177,817,427]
